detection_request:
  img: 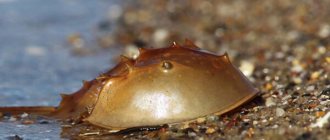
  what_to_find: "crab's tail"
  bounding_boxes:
[0,106,56,116]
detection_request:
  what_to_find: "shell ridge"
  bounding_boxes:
[120,55,132,63]
[218,52,231,64]
[184,38,200,49]
[120,55,135,73]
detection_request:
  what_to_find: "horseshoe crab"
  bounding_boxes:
[0,40,258,130]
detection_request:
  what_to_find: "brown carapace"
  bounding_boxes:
[0,40,258,130]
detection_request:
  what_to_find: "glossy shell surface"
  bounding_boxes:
[85,41,257,129]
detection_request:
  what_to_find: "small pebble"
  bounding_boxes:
[292,77,302,84]
[239,61,255,77]
[326,57,330,63]
[265,83,273,90]
[275,52,285,59]
[206,115,219,122]
[253,106,260,112]
[265,97,276,107]
[320,100,330,105]
[9,117,17,122]
[205,127,216,134]
[272,124,279,128]
[276,108,285,117]
[153,29,169,43]
[282,95,292,101]
[315,111,325,118]
[243,119,250,122]
[306,85,315,92]
[188,131,197,137]
[21,120,35,125]
[196,117,206,124]
[269,117,274,121]
[180,123,190,129]
[311,71,320,80]
[124,44,140,59]
[318,24,330,38]
[291,60,303,72]
[20,113,29,118]
[287,30,299,41]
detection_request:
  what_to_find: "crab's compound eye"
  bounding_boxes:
[161,61,173,72]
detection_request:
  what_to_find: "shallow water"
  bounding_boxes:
[0,0,117,139]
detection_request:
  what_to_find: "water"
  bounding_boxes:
[0,0,118,139]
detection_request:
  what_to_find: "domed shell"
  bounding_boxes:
[85,41,258,129]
